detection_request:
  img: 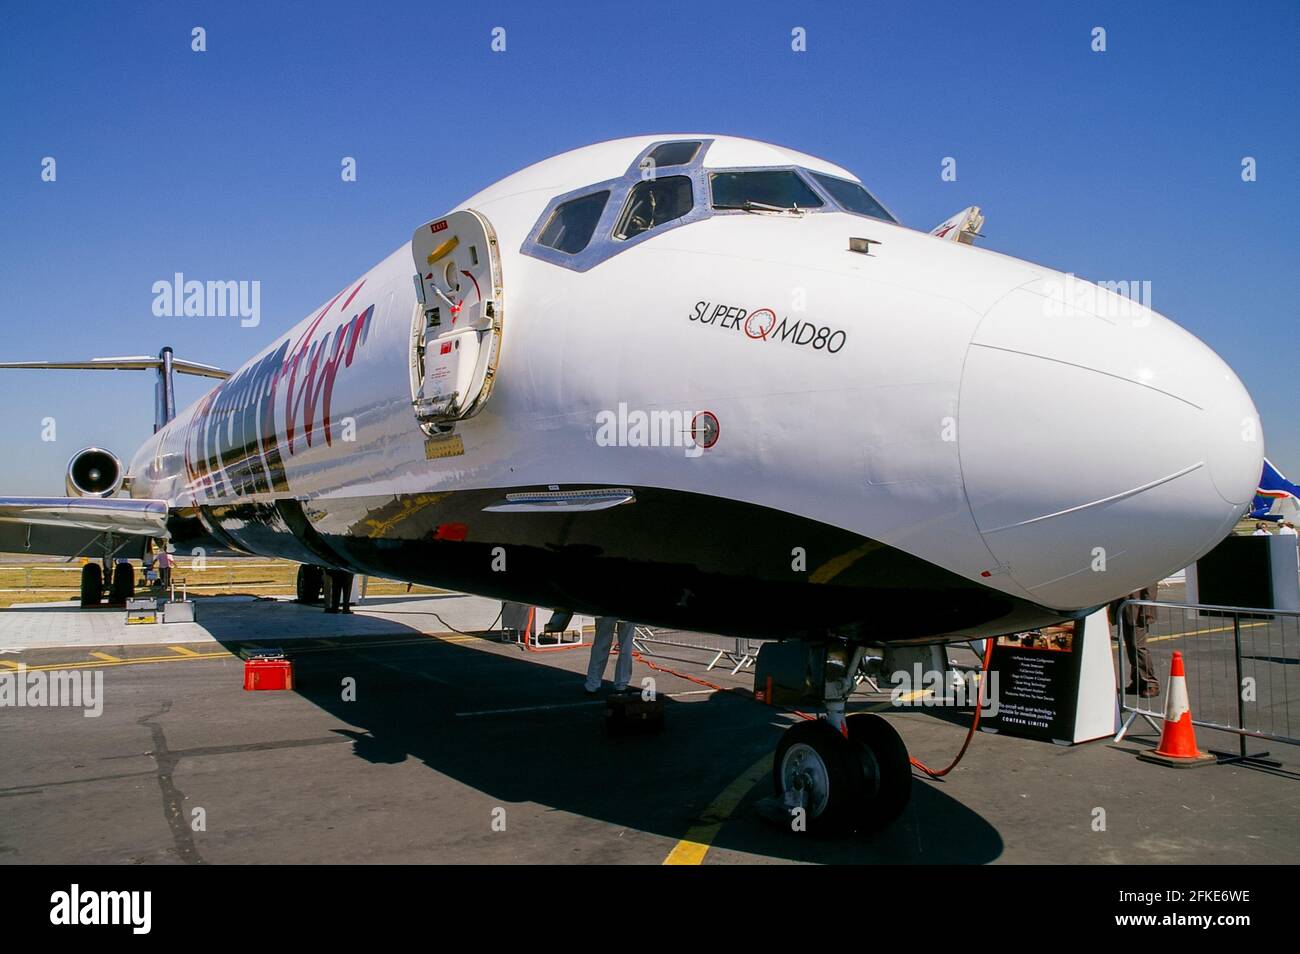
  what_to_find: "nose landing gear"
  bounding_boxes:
[762,640,913,836]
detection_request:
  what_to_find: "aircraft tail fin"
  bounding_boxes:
[929,206,984,244]
[1250,458,1300,520]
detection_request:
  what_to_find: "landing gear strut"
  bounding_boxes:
[766,641,913,836]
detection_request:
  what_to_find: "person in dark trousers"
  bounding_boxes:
[1109,583,1161,697]
[323,569,354,615]
[156,546,174,591]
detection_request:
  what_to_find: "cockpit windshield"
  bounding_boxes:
[809,172,897,224]
[523,142,902,272]
[711,170,824,212]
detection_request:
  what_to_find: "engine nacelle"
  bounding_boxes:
[65,447,123,498]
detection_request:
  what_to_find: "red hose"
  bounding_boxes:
[908,637,994,778]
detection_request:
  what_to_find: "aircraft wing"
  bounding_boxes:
[0,497,168,535]
[0,497,167,560]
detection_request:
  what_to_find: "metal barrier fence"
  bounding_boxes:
[631,626,766,674]
[1115,598,1298,764]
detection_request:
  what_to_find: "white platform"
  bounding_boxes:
[0,593,506,650]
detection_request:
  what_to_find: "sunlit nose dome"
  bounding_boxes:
[958,278,1262,610]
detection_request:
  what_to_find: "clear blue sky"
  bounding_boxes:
[2,0,1297,494]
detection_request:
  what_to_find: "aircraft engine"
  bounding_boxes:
[65,447,123,498]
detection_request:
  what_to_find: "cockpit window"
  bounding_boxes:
[537,190,610,253]
[810,172,896,223]
[615,175,694,240]
[711,170,824,212]
[646,140,701,167]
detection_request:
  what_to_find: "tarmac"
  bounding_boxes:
[1,592,1297,864]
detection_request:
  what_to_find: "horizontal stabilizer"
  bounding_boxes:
[0,355,230,379]
[0,347,229,431]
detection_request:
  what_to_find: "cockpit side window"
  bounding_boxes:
[537,190,610,254]
[809,172,897,223]
[710,170,823,212]
[614,176,694,240]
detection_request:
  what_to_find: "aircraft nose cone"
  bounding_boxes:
[959,279,1262,610]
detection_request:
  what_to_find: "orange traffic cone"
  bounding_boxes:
[1137,651,1216,768]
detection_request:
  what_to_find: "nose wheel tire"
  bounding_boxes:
[772,714,914,836]
[773,720,864,836]
[845,712,913,832]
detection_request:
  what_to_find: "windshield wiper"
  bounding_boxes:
[713,200,804,215]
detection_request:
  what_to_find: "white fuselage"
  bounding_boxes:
[126,134,1262,634]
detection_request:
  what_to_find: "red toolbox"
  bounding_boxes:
[243,650,293,691]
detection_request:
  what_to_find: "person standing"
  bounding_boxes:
[323,569,354,615]
[585,616,635,694]
[156,546,174,590]
[1252,522,1272,536]
[1109,583,1160,697]
[1279,521,1298,537]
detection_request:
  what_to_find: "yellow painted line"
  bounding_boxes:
[1149,620,1269,643]
[7,630,485,673]
[661,698,902,865]
[663,753,772,866]
[15,651,233,673]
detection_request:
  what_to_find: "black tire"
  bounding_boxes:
[110,562,134,605]
[79,563,102,608]
[772,719,864,836]
[296,564,324,605]
[845,712,913,832]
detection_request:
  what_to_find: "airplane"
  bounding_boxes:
[1250,458,1300,522]
[0,134,1264,834]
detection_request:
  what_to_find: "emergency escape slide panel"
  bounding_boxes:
[411,209,503,423]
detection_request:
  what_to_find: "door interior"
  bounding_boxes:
[410,209,503,429]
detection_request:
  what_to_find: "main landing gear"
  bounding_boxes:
[762,641,912,836]
[79,562,102,607]
[78,558,134,608]
[295,564,325,605]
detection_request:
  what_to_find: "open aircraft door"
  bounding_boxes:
[410,209,503,429]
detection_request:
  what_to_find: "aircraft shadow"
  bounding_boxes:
[196,599,1004,864]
